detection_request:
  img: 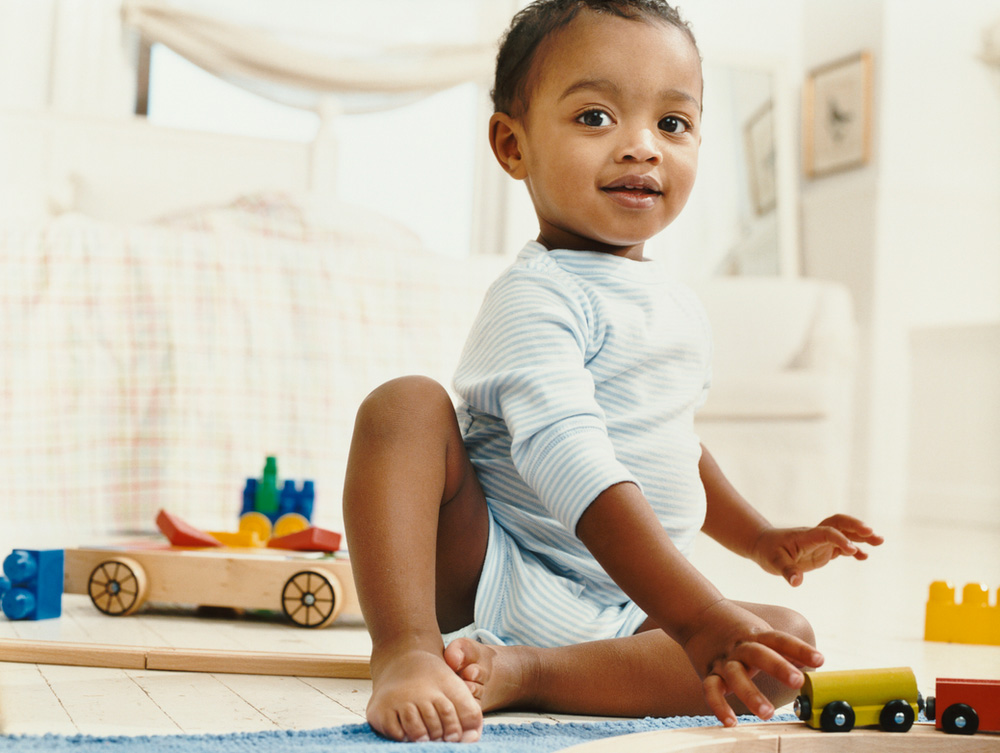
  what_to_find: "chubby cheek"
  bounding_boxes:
[667,156,699,211]
[527,164,584,217]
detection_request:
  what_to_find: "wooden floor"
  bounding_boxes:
[1,518,998,737]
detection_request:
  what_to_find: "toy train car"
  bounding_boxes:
[794,667,922,732]
[927,678,1000,735]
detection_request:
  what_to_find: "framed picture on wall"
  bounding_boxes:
[744,100,776,215]
[803,51,873,177]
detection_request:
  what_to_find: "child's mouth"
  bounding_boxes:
[602,181,662,208]
[603,186,660,195]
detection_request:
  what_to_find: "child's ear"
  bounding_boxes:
[489,112,527,180]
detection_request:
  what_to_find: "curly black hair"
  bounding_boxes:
[492,0,699,116]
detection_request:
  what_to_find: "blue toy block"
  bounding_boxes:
[242,478,259,516]
[299,480,315,521]
[278,479,298,518]
[1,549,64,620]
[278,479,316,522]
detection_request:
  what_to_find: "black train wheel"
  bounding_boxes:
[941,703,979,735]
[879,699,915,732]
[820,701,855,732]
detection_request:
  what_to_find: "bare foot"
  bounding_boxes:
[443,637,540,712]
[367,646,483,743]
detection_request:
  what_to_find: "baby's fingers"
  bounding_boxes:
[758,630,825,674]
[704,638,816,727]
[820,514,884,546]
[735,638,807,692]
[718,658,777,721]
[703,672,739,727]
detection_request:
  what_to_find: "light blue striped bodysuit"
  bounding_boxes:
[453,241,713,647]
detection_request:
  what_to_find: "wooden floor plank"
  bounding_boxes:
[0,662,78,736]
[126,670,275,735]
[212,674,365,730]
[33,664,182,736]
[298,676,372,719]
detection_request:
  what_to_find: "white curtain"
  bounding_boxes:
[0,0,136,117]
[984,17,1000,66]
[121,0,501,114]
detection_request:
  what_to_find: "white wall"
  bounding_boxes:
[878,0,1000,526]
[681,0,1000,526]
[880,0,1000,329]
[798,0,1000,525]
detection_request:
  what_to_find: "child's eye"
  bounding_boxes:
[577,110,613,128]
[659,116,691,134]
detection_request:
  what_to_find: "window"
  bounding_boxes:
[143,44,483,257]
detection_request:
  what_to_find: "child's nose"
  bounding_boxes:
[618,128,662,164]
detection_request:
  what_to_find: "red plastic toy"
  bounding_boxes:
[155,509,223,548]
[927,678,1000,735]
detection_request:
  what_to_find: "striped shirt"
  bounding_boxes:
[454,241,712,620]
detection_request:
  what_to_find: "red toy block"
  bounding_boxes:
[267,526,341,553]
[156,509,223,548]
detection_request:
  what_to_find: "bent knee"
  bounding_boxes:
[758,604,815,650]
[778,607,815,649]
[354,376,455,434]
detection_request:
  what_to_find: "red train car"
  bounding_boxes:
[927,678,1000,735]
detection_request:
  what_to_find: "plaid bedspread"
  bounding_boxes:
[1,204,506,539]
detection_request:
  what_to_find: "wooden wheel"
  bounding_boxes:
[281,568,342,628]
[87,557,147,616]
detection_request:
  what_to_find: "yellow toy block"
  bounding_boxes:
[925,581,1000,646]
[207,530,265,548]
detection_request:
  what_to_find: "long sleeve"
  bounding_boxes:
[455,265,636,532]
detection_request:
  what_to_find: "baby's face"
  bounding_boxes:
[514,12,702,260]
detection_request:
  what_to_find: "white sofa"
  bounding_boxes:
[693,277,856,522]
[0,201,855,540]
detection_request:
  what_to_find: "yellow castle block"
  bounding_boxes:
[925,581,1000,646]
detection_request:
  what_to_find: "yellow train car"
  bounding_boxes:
[794,667,922,732]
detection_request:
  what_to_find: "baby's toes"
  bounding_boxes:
[397,702,433,742]
[432,697,468,742]
[366,705,407,742]
[453,690,484,741]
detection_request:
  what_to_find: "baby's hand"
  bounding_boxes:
[682,600,823,727]
[751,514,884,587]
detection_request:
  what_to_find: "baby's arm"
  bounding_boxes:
[576,480,822,727]
[699,445,883,586]
[698,445,773,558]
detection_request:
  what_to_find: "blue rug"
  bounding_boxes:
[0,715,797,752]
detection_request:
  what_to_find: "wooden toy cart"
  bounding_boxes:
[63,545,359,628]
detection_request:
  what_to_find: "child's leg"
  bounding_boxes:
[342,376,491,743]
[445,602,814,719]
